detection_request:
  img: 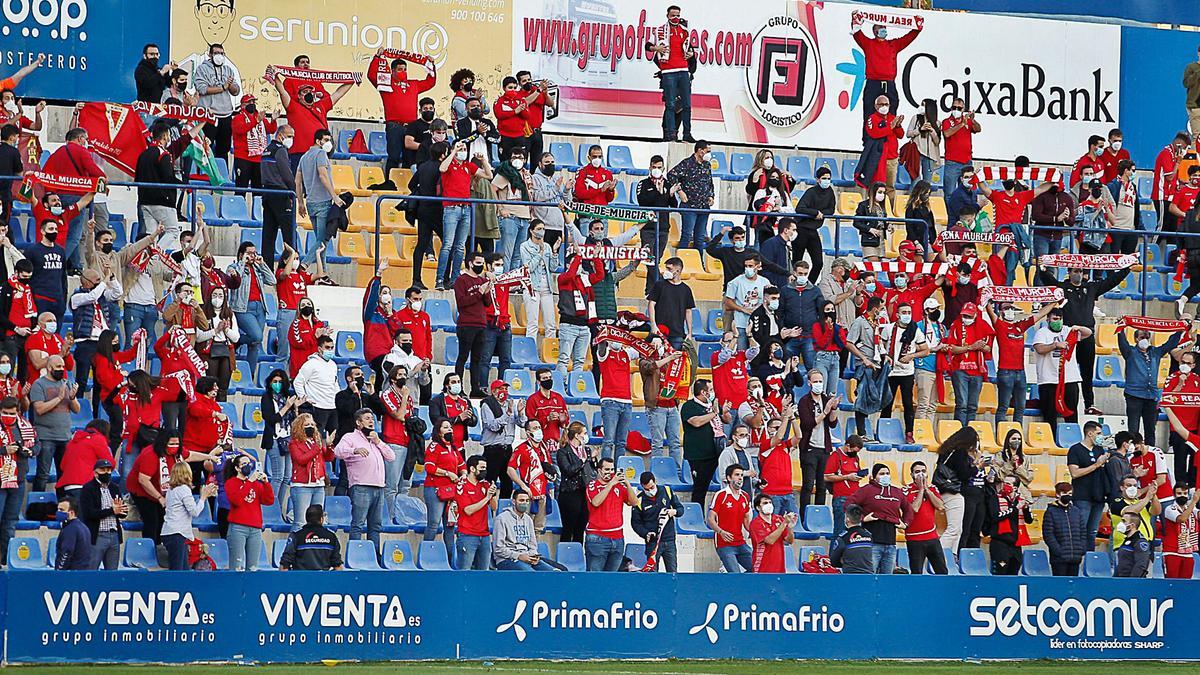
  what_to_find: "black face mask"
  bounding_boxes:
[442,432,452,442]
[1049,184,1060,194]
[1177,496,1189,507]
[1090,187,1103,198]
[420,110,435,122]
[541,164,556,176]
[300,306,314,317]
[145,56,159,67]
[96,472,112,484]
[471,263,485,274]
[823,311,836,320]
[100,243,114,254]
[303,92,315,104]
[305,427,316,438]
[1058,495,1072,505]
[245,104,257,115]
[355,376,365,388]
[1002,180,1016,191]
[539,379,553,390]
[400,343,413,353]
[522,82,534,91]
[462,81,474,91]
[394,377,407,387]
[468,109,483,120]
[51,370,65,380]
[44,231,59,244]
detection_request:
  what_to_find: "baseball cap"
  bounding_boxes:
[961,302,980,318]
[922,297,941,311]
[490,379,509,390]
[240,93,257,105]
[94,459,114,470]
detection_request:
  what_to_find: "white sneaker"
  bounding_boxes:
[1092,306,1106,318]
[1178,296,1190,318]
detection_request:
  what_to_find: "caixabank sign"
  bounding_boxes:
[0,572,1190,662]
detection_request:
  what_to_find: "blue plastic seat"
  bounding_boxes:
[797,505,834,540]
[7,538,43,570]
[336,330,365,360]
[1142,273,1170,301]
[607,145,646,176]
[958,547,989,575]
[211,157,231,183]
[624,543,648,569]
[189,193,220,223]
[813,156,839,184]
[417,540,452,570]
[394,494,430,533]
[798,545,826,571]
[729,152,754,180]
[706,308,725,336]
[709,151,734,180]
[940,546,960,575]
[543,498,563,534]
[557,541,585,571]
[229,359,253,394]
[1056,422,1082,448]
[324,495,352,531]
[219,196,256,226]
[271,538,290,569]
[1021,548,1051,576]
[1083,551,1112,577]
[675,502,712,538]
[334,129,355,159]
[444,335,459,364]
[651,456,691,492]
[567,371,600,404]
[511,337,541,367]
[616,456,643,483]
[426,298,455,331]
[1137,176,1153,204]
[788,156,814,184]
[382,540,418,570]
[502,369,535,399]
[697,342,720,370]
[260,502,290,533]
[836,226,863,256]
[368,131,388,157]
[122,537,161,570]
[613,181,629,204]
[870,418,922,452]
[550,141,578,170]
[1094,356,1124,388]
[18,491,58,530]
[345,540,383,570]
[206,538,230,570]
[896,546,910,572]
[688,308,717,341]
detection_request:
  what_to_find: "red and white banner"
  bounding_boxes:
[264,65,362,85]
[860,261,951,276]
[1162,392,1200,409]
[850,9,924,32]
[130,101,217,125]
[974,166,1063,185]
[21,171,104,195]
[164,370,197,403]
[578,244,654,261]
[1116,316,1191,335]
[1038,253,1139,270]
[595,325,657,359]
[377,49,435,69]
[937,230,1016,247]
[76,102,148,176]
[166,326,208,379]
[983,286,1065,304]
[493,266,532,289]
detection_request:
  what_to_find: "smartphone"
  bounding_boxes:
[856,468,869,477]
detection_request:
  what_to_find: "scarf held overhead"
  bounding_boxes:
[264,65,362,85]
[76,102,148,176]
[850,9,924,31]
[564,200,653,223]
[936,230,1015,247]
[595,326,657,359]
[984,286,1065,304]
[860,260,951,276]
[20,170,105,197]
[1115,316,1190,337]
[1038,253,1139,270]
[973,165,1062,185]
[130,101,217,125]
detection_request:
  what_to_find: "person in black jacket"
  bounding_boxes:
[332,365,382,495]
[407,141,448,289]
[854,181,890,261]
[0,124,24,231]
[748,286,783,348]
[555,422,597,543]
[78,459,126,570]
[134,123,182,249]
[260,368,300,496]
[1041,481,1088,576]
[706,224,789,289]
[830,503,873,573]
[630,472,684,572]
[279,504,344,571]
[635,155,679,294]
[904,180,937,255]
[134,43,174,103]
[935,425,979,556]
[455,98,501,161]
[792,166,837,282]
[984,476,1032,575]
[54,497,93,570]
[260,126,297,269]
[1035,261,1129,415]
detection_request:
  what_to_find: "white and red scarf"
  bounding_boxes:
[130,100,217,125]
[1162,392,1200,409]
[1056,329,1081,417]
[850,9,924,32]
[595,326,657,359]
[1037,253,1139,270]
[264,65,362,85]
[493,266,533,291]
[937,230,1016,247]
[131,328,148,373]
[860,260,950,277]
[1116,316,1190,338]
[128,245,183,276]
[164,326,208,381]
[985,286,1065,304]
[164,370,197,403]
[372,50,435,92]
[20,170,105,196]
[972,165,1062,186]
[7,276,35,325]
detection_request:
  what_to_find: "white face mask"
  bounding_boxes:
[701,151,713,163]
[760,503,774,516]
[767,299,780,311]
[449,383,462,395]
[2,101,16,114]
[211,295,224,308]
[379,292,392,305]
[733,239,746,250]
[763,157,774,170]
[320,141,333,154]
[1115,521,1128,534]
[744,267,757,279]
[0,363,10,376]
[1125,485,1138,499]
[749,387,762,399]
[875,192,886,203]
[661,269,674,281]
[1111,141,1122,151]
[456,151,468,162]
[511,159,525,170]
[45,322,57,334]
[958,275,971,285]
[1137,338,1151,350]
[818,178,832,189]
[878,474,891,487]
[1002,309,1016,322]
[650,167,664,179]
[530,429,543,443]
[878,106,890,116]
[963,317,976,326]
[411,300,423,312]
[281,136,294,149]
[950,109,963,119]
[810,380,825,395]
[590,157,602,168]
[898,313,912,325]
[212,54,226,67]
[735,436,750,449]
[894,276,908,289]
[1182,364,1194,375]
[492,264,504,274]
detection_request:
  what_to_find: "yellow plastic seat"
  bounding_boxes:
[1094,324,1118,356]
[791,458,804,491]
[380,204,410,233]
[996,422,1030,454]
[912,418,938,452]
[677,249,720,281]
[331,164,359,195]
[838,192,861,215]
[1029,464,1054,497]
[359,166,389,191]
[540,338,560,366]
[389,168,413,191]
[337,233,371,262]
[1026,509,1044,544]
[937,420,964,444]
[936,383,955,414]
[375,233,402,263]
[1055,464,1071,486]
[886,229,905,258]
[967,421,999,452]
[929,198,947,223]
[977,382,998,414]
[1029,422,1067,456]
[892,193,909,216]
[346,200,379,232]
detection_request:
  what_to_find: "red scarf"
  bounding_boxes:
[596,326,657,359]
[1116,316,1190,338]
[20,170,105,196]
[7,277,35,324]
[1056,329,1081,417]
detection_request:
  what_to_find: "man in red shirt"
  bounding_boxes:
[24,312,73,385]
[1100,128,1131,184]
[516,70,550,166]
[479,253,514,391]
[1069,135,1108,190]
[1165,350,1200,483]
[272,64,353,170]
[976,177,1055,283]
[42,127,107,271]
[493,76,532,162]
[903,460,947,574]
[863,94,904,204]
[367,49,436,178]
[508,419,556,528]
[852,18,922,133]
[758,406,799,516]
[944,302,993,426]
[454,455,498,570]
[1169,164,1200,224]
[749,492,796,573]
[585,457,638,570]
[823,435,865,539]
[524,367,568,443]
[711,331,750,412]
[707,463,752,572]
[1152,132,1189,222]
[941,98,982,200]
[597,340,636,461]
[437,140,492,290]
[984,298,1054,426]
[1129,432,1175,505]
[1162,482,1199,579]
[573,144,616,205]
[647,5,696,142]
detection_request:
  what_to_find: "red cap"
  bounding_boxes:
[961,302,979,317]
[656,324,670,337]
[240,94,257,105]
[898,240,917,255]
[490,379,509,390]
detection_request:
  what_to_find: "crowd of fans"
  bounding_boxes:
[3,12,1200,579]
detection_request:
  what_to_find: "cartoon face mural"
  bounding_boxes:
[194,0,237,46]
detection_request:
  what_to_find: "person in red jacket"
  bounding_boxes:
[524,367,568,443]
[368,49,436,177]
[852,18,922,134]
[288,297,328,377]
[1069,135,1109,190]
[272,63,353,170]
[1153,132,1189,223]
[573,145,616,205]
[941,97,982,199]
[182,377,231,488]
[362,269,407,387]
[864,94,905,206]
[224,453,275,571]
[230,94,278,189]
[288,412,332,531]
[493,76,532,161]
[749,492,796,573]
[516,70,550,165]
[394,285,432,401]
[646,5,696,142]
[55,420,115,500]
[92,329,138,451]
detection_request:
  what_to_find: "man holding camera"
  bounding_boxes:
[631,472,684,572]
[585,457,639,571]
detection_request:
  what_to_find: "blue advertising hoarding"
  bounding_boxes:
[0,0,171,102]
[0,571,1190,663]
[1119,26,1199,168]
[916,1,1199,27]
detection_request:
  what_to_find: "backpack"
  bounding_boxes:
[1075,203,1107,250]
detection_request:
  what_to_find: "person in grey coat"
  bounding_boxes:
[492,491,558,570]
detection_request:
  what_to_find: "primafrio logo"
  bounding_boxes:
[689,602,845,644]
[496,599,659,643]
[744,15,823,129]
[969,585,1173,638]
[1,0,88,40]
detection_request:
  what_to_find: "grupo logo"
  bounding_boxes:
[496,599,659,643]
[744,15,822,128]
[969,585,1173,638]
[688,602,845,645]
[1,0,88,40]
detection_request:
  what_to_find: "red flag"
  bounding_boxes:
[348,129,370,155]
[76,102,148,176]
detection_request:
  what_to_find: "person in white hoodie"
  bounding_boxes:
[294,335,339,444]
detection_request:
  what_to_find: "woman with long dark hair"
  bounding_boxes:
[223,452,275,571]
[423,417,465,564]
[996,428,1033,499]
[904,180,937,257]
[555,421,596,543]
[127,432,194,544]
[92,329,137,452]
[935,425,982,557]
[905,98,942,183]
[197,286,239,400]
[854,180,890,261]
[260,368,300,517]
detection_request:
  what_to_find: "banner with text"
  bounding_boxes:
[512,0,1120,164]
[168,0,512,121]
[5,572,1192,663]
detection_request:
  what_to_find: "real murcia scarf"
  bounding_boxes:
[1038,253,1139,270]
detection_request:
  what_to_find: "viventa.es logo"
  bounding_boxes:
[745,15,822,128]
[690,602,845,644]
[496,599,659,643]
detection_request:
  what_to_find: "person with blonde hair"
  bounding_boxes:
[161,462,218,570]
[288,412,333,531]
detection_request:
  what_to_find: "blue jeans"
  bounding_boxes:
[456,533,491,570]
[798,337,816,371]
[919,156,934,184]
[478,326,513,390]
[1075,499,1106,552]
[942,160,967,209]
[871,543,897,574]
[557,323,590,377]
[678,210,709,250]
[497,557,558,571]
[1032,234,1062,285]
[123,303,158,350]
[290,486,325,532]
[831,495,848,540]
[302,199,331,269]
[227,523,263,571]
[235,300,267,370]
[814,351,840,390]
[349,484,385,552]
[717,544,753,573]
[770,493,798,517]
[648,405,682,466]
[267,437,292,518]
[60,193,86,270]
[163,533,190,570]
[385,443,408,523]
[34,439,65,492]
[994,368,1027,425]
[498,216,529,272]
[422,486,455,567]
[436,205,472,287]
[600,399,632,460]
[276,308,296,362]
[585,533,624,571]
[951,371,983,426]
[660,71,692,138]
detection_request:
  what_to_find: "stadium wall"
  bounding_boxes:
[2,571,1192,663]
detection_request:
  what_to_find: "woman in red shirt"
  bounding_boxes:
[0,353,26,412]
[288,297,326,377]
[182,377,231,489]
[274,244,318,365]
[122,371,183,457]
[223,453,275,571]
[127,433,191,544]
[55,420,115,500]
[289,412,332,531]
[92,329,137,452]
[810,300,846,391]
[423,417,465,563]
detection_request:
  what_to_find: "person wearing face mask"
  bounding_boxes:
[940,97,982,201]
[519,219,558,340]
[295,128,345,273]
[983,299,1055,426]
[809,300,846,390]
[983,476,1032,575]
[446,454,497,570]
[853,19,921,132]
[271,64,351,172]
[51,497,92,570]
[454,96,501,163]
[1029,175,1077,286]
[1164,350,1200,484]
[975,175,1056,284]
[912,297,948,422]
[508,419,558,532]
[1065,421,1112,551]
[374,364,415,519]
[28,354,79,492]
[437,143,494,290]
[636,154,680,292]
[749,286,785,350]
[683,379,733,506]
[1119,326,1184,446]
[1126,431,1175,512]
[902,460,947,574]
[845,297,885,441]
[555,421,597,543]
[287,298,329,377]
[367,49,437,177]
[190,43,241,160]
[132,122,186,254]
[78,457,128,570]
[66,268,119,398]
[0,353,21,411]
[230,93,277,189]
[134,42,176,104]
[1112,481,1159,579]
[792,165,837,276]
[404,141,448,288]
[649,257,696,350]
[421,416,466,563]
[880,301,930,436]
[260,123,298,267]
[293,334,339,435]
[0,124,24,233]
[667,140,715,250]
[573,144,617,206]
[227,241,277,371]
[627,473,682,573]
[717,424,761,499]
[492,146,533,272]
[23,312,71,389]
[937,260,981,328]
[448,68,489,126]
[196,287,239,401]
[1034,264,1120,416]
[494,488,561,571]
[1152,132,1191,225]
[182,375,233,486]
[647,5,696,141]
[852,179,890,261]
[1069,135,1110,190]
[525,367,570,446]
[1040,481,1088,576]
[744,492,793,574]
[943,302,992,426]
[725,254,772,351]
[529,153,569,249]
[258,368,299,507]
[746,151,797,244]
[796,368,840,515]
[221,452,274,571]
[858,95,905,211]
[1161,482,1200,578]
[479,379,525,495]
[759,220,796,290]
[492,76,533,161]
[128,433,194,545]
[846,463,912,574]
[1098,128,1130,183]
[24,217,70,322]
[583,456,639,571]
[401,100,440,169]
